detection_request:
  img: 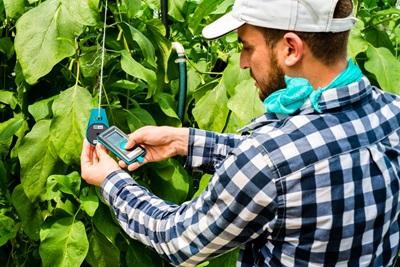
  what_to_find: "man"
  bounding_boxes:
[81,0,400,266]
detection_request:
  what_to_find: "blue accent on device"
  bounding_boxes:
[97,126,146,165]
[86,108,109,146]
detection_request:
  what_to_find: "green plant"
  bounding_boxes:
[0,0,399,266]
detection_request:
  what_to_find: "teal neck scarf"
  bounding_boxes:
[263,60,363,115]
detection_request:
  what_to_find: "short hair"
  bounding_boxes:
[261,0,353,65]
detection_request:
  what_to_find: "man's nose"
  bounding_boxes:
[240,53,249,69]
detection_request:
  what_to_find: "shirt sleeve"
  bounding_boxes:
[100,138,278,267]
[186,128,246,173]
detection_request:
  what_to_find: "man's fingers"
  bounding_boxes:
[119,160,127,168]
[95,144,110,160]
[125,126,153,149]
[125,132,138,150]
[128,162,141,172]
[81,140,94,165]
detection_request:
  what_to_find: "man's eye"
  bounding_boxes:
[243,46,252,52]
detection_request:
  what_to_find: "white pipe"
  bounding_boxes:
[172,42,185,56]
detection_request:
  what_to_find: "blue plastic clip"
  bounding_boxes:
[86,108,109,145]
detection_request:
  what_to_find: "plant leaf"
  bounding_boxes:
[93,203,120,244]
[126,24,157,68]
[14,0,98,84]
[80,186,99,217]
[3,0,24,19]
[47,172,81,198]
[120,50,157,97]
[28,96,56,122]
[86,229,120,267]
[365,46,400,94]
[0,214,18,246]
[19,120,59,201]
[126,108,156,132]
[0,115,24,143]
[193,80,229,132]
[156,93,180,120]
[39,217,89,267]
[227,78,264,129]
[0,37,15,60]
[149,159,190,204]
[189,0,221,34]
[126,240,162,267]
[121,0,141,19]
[11,185,43,240]
[50,85,92,165]
[348,20,369,59]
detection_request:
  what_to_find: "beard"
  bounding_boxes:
[255,51,286,101]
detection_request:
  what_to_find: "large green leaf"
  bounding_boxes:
[0,214,18,246]
[50,85,92,165]
[193,80,229,132]
[121,0,141,19]
[207,249,239,267]
[149,159,190,204]
[348,21,369,59]
[120,50,158,97]
[11,185,43,240]
[39,217,89,267]
[169,0,186,22]
[222,53,251,97]
[227,79,264,129]
[189,0,221,34]
[47,172,81,198]
[19,120,59,201]
[86,229,120,267]
[14,0,98,84]
[125,108,156,132]
[93,203,120,244]
[145,19,171,83]
[126,240,162,267]
[365,46,400,94]
[80,186,99,217]
[0,90,17,109]
[0,115,25,143]
[156,93,180,121]
[28,96,56,122]
[0,37,14,60]
[192,174,212,198]
[126,24,157,68]
[3,0,24,18]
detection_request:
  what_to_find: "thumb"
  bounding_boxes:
[126,126,154,149]
[96,144,110,159]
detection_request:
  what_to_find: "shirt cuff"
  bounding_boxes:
[100,170,136,205]
[185,128,215,169]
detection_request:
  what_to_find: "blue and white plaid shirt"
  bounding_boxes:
[101,76,400,266]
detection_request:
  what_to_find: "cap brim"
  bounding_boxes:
[202,12,245,40]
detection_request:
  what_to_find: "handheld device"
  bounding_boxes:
[86,108,109,146]
[97,126,146,165]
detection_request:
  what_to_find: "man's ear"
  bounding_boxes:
[282,32,304,66]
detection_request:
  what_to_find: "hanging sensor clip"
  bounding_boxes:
[86,108,109,146]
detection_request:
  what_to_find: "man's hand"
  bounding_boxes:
[120,126,189,171]
[80,140,121,186]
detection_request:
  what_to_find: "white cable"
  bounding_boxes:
[98,0,108,119]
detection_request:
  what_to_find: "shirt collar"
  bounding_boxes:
[238,76,372,133]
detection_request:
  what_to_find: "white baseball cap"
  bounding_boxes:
[202,0,356,39]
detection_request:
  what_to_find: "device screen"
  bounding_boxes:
[108,132,126,148]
